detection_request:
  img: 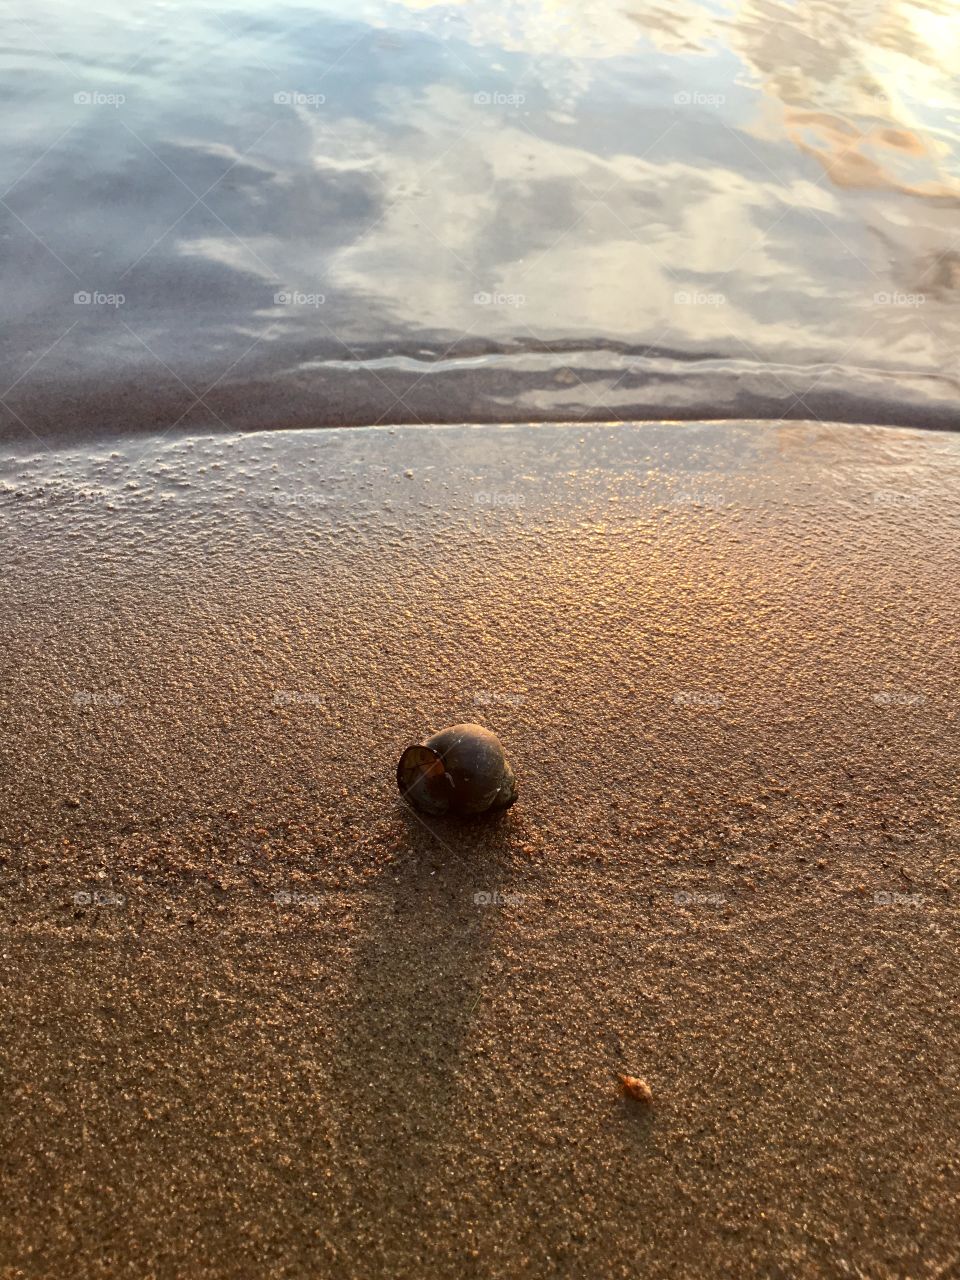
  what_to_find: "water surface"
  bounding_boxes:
[2,0,959,441]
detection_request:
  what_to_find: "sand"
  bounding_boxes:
[1,419,958,1279]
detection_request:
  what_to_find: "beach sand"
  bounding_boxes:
[1,420,958,1278]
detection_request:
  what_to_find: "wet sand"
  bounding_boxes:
[1,420,958,1278]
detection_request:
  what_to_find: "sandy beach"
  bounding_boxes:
[1,419,958,1278]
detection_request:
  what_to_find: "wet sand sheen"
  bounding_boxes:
[1,420,958,1277]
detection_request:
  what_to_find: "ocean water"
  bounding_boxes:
[1,0,958,442]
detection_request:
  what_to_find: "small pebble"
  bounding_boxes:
[621,1075,653,1103]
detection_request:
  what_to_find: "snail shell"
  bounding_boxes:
[397,723,518,816]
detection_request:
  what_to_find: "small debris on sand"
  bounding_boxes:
[621,1075,653,1103]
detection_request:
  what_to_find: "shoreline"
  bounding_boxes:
[3,349,959,446]
[3,412,959,465]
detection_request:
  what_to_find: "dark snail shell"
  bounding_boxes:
[397,723,518,817]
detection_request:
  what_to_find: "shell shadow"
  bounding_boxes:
[612,1091,658,1141]
[323,799,521,1256]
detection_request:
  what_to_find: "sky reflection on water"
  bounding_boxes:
[1,0,958,437]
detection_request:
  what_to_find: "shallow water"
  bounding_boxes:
[2,0,958,441]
